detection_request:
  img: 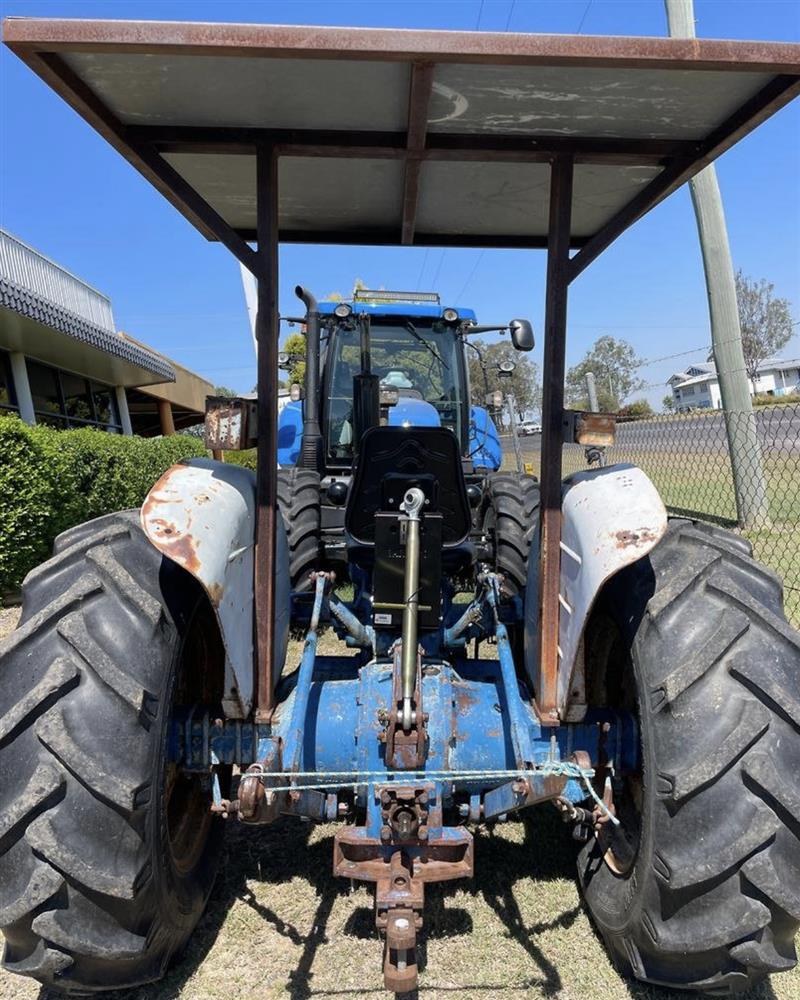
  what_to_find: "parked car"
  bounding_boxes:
[517,420,542,435]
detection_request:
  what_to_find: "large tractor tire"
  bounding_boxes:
[482,472,540,598]
[0,511,226,993]
[277,468,321,591]
[579,519,800,994]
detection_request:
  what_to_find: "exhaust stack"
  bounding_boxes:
[294,285,324,473]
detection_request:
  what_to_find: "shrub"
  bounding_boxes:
[0,415,205,594]
[223,448,257,471]
[617,399,654,420]
[752,391,799,407]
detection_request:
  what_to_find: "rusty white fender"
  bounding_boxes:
[525,464,668,721]
[140,458,289,719]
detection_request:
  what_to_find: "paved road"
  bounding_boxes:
[507,406,800,456]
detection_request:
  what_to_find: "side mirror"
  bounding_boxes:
[509,319,534,352]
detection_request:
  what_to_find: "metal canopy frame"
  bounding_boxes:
[5,18,799,723]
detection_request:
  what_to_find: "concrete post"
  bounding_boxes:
[585,371,599,412]
[114,386,133,435]
[9,353,35,424]
[665,0,770,528]
[157,398,175,436]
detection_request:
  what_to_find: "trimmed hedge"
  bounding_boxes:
[222,448,257,471]
[0,414,206,594]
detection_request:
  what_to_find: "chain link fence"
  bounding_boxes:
[500,401,800,627]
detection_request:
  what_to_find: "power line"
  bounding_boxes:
[634,334,800,371]
[430,249,447,289]
[504,1,516,31]
[454,251,486,305]
[475,0,485,30]
[415,248,430,290]
[576,0,593,34]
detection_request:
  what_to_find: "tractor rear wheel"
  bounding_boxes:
[579,519,800,994]
[277,468,321,591]
[482,472,540,598]
[0,511,225,993]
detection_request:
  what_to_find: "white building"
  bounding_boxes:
[668,359,800,412]
[1,228,213,435]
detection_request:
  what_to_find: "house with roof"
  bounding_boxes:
[0,228,213,436]
[668,359,800,412]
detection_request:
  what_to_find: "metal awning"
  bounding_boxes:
[4,20,799,263]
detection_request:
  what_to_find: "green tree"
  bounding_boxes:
[467,339,540,420]
[732,271,794,392]
[280,331,306,385]
[213,385,237,398]
[565,336,644,411]
[662,393,677,412]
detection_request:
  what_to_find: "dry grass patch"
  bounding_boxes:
[0,812,797,1000]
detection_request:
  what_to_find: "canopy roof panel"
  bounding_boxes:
[4,18,800,252]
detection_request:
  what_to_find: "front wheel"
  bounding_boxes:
[0,511,225,992]
[579,520,800,994]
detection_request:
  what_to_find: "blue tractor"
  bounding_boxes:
[2,15,799,1000]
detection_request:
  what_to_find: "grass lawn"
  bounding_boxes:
[511,443,800,629]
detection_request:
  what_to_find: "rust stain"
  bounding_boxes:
[614,528,658,550]
[452,684,479,713]
[206,581,224,606]
[165,533,202,575]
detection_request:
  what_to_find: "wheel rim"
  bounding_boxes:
[165,766,214,875]
[587,612,643,877]
[164,598,223,877]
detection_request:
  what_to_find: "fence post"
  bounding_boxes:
[664,0,770,529]
[585,371,599,413]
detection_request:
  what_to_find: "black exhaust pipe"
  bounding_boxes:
[294,285,324,473]
[352,312,380,454]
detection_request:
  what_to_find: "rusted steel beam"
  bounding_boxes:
[401,62,434,245]
[568,73,800,282]
[129,124,695,164]
[127,125,406,155]
[17,52,261,276]
[6,18,799,73]
[253,144,280,722]
[536,155,574,727]
[236,228,590,249]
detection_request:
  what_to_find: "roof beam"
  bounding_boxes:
[568,73,800,282]
[401,62,434,245]
[128,125,694,165]
[236,228,590,249]
[6,19,800,74]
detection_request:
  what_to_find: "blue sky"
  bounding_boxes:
[1,0,798,409]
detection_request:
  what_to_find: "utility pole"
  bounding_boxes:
[665,0,770,528]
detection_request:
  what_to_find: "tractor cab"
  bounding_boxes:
[320,297,472,469]
[276,288,532,576]
[277,288,530,478]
